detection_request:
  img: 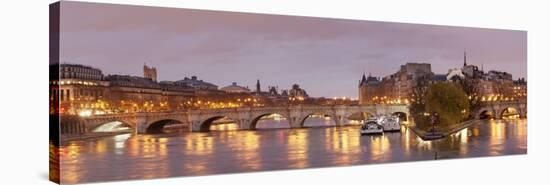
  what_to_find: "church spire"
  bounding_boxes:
[463,50,467,67]
[256,79,261,94]
[359,72,367,86]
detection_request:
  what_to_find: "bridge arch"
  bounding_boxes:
[250,113,290,130]
[199,115,240,132]
[392,112,408,121]
[500,106,520,119]
[145,119,186,134]
[91,120,134,132]
[478,109,495,120]
[299,112,337,127]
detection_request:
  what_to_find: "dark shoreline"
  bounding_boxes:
[60,131,131,142]
[408,119,481,140]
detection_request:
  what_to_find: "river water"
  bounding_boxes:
[57,118,527,184]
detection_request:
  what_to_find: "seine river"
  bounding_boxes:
[57,118,527,184]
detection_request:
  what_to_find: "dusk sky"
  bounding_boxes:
[59,1,527,98]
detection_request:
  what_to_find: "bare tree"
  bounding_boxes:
[409,74,431,128]
[458,77,482,118]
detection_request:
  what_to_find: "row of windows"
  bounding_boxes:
[61,72,103,80]
[51,88,103,101]
[111,82,160,89]
[61,66,102,75]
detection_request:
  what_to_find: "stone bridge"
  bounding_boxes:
[475,101,527,119]
[61,104,409,135]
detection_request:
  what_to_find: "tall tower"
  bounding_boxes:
[358,73,368,105]
[143,63,157,82]
[256,79,261,94]
[463,50,467,67]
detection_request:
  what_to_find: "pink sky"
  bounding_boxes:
[58,1,527,98]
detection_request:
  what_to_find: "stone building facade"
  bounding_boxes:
[143,64,157,82]
[358,63,433,105]
[446,54,522,101]
[51,64,109,115]
[52,63,196,115]
[52,63,301,115]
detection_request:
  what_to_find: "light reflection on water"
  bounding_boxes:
[58,119,527,184]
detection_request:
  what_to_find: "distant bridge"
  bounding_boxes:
[475,101,527,119]
[59,104,409,135]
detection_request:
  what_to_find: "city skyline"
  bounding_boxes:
[59,1,527,98]
[50,2,528,184]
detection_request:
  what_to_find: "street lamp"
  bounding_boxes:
[430,112,440,135]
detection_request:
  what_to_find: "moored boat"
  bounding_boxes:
[360,118,384,135]
[380,116,401,132]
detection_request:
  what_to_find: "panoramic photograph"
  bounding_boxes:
[49,1,527,184]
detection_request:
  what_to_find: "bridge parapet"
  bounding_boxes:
[77,104,411,134]
[64,101,526,135]
[475,101,527,119]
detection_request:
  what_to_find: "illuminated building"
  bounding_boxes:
[358,73,381,104]
[444,52,519,100]
[357,51,526,106]
[105,75,163,113]
[513,78,527,101]
[358,63,433,104]
[51,63,109,114]
[159,81,195,111]
[51,63,199,115]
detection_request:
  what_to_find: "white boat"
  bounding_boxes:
[380,116,401,132]
[360,118,383,135]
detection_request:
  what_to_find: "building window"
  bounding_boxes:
[60,89,64,101]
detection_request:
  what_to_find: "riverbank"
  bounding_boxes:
[408,119,481,140]
[60,131,131,142]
